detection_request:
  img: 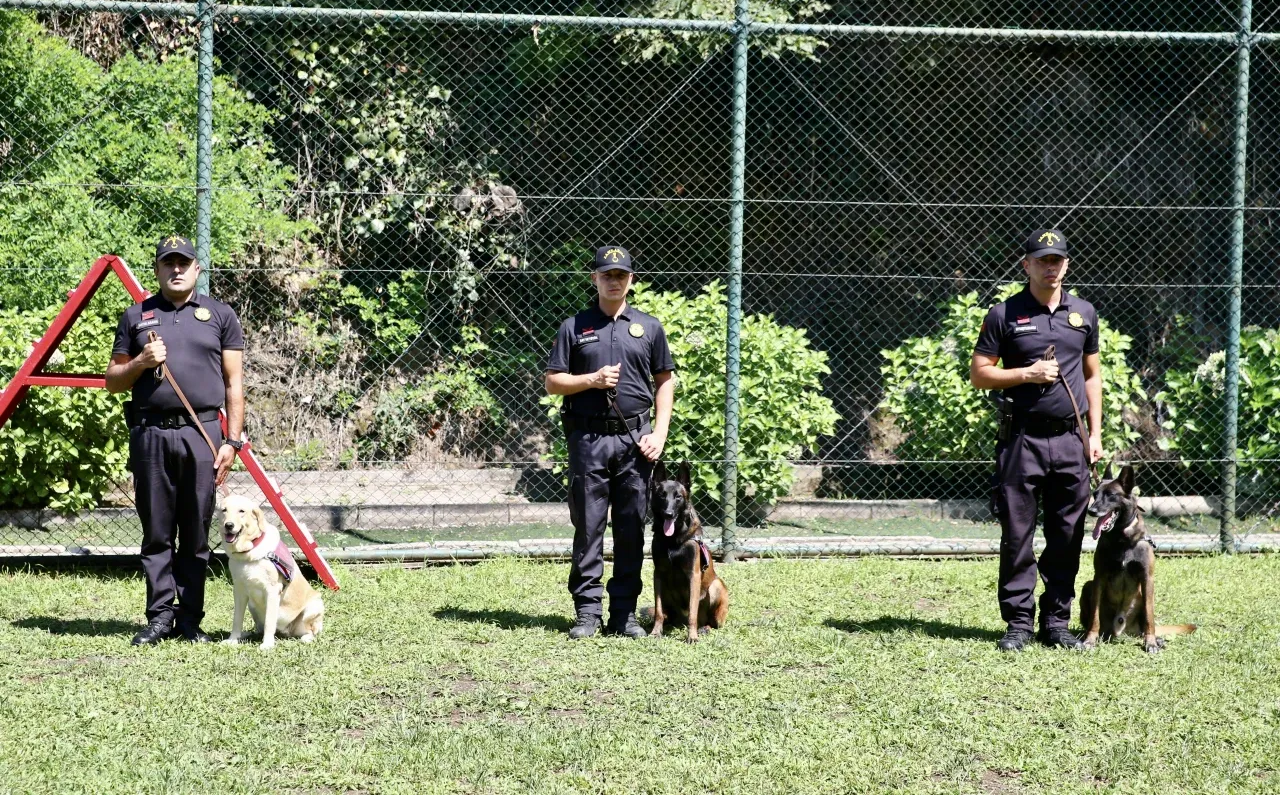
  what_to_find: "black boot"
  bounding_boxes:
[130,618,173,646]
[174,622,213,643]
[1037,627,1085,650]
[605,612,646,639]
[568,610,601,640]
[996,626,1033,652]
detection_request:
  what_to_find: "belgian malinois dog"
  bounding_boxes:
[1080,465,1196,653]
[649,461,729,643]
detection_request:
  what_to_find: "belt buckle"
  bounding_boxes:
[161,415,181,429]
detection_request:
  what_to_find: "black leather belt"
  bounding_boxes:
[136,409,220,429]
[1014,414,1076,437]
[563,413,645,435]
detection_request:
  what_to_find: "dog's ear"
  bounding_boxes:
[1104,462,1115,481]
[1117,464,1135,495]
[654,460,668,483]
[677,461,692,491]
[252,506,267,535]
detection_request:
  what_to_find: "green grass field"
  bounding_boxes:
[1,556,1278,794]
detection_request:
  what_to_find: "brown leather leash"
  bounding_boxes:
[147,330,220,458]
[1042,344,1101,487]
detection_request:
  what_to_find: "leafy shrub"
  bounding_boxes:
[0,306,128,511]
[355,327,504,462]
[544,281,839,518]
[876,284,1147,462]
[0,11,308,311]
[1156,325,1280,499]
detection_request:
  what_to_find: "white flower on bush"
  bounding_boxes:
[1194,351,1228,393]
[687,331,706,348]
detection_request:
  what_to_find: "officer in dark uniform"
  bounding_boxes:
[546,246,675,639]
[970,229,1103,652]
[106,235,245,645]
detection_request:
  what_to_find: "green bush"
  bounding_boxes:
[544,281,839,517]
[876,284,1147,463]
[0,306,128,511]
[0,11,307,311]
[1157,325,1280,498]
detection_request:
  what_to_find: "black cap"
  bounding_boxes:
[593,246,633,273]
[1023,229,1070,260]
[156,234,197,263]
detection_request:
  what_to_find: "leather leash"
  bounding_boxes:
[148,330,220,458]
[1042,344,1101,487]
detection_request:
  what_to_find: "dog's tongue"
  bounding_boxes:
[663,518,675,537]
[1092,512,1111,541]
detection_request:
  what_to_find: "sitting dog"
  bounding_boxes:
[220,495,325,649]
[1080,465,1195,653]
[649,461,728,642]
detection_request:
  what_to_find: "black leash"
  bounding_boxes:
[607,387,654,523]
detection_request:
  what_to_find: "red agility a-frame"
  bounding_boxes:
[0,255,338,590]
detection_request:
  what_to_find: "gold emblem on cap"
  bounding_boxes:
[1069,312,1083,328]
[605,248,625,264]
[164,235,188,248]
[194,307,212,322]
[1038,231,1061,246]
[629,322,644,338]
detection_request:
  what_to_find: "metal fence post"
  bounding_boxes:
[721,0,750,561]
[1222,0,1253,553]
[195,0,214,295]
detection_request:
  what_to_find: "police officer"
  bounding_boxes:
[970,229,1103,652]
[545,246,675,639]
[106,235,245,645]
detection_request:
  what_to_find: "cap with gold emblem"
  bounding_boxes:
[593,246,633,273]
[1023,229,1069,260]
[155,234,197,263]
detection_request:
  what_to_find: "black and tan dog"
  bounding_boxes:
[1080,465,1196,653]
[649,461,728,642]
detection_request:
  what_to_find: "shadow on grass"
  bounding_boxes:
[434,607,573,633]
[12,616,142,637]
[825,616,1005,642]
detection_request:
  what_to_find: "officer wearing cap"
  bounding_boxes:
[106,235,245,645]
[546,246,675,639]
[970,229,1103,652]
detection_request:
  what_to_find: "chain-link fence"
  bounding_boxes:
[3,0,1280,561]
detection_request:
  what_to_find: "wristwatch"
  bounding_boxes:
[225,438,245,451]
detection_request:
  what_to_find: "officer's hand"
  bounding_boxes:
[592,364,621,390]
[638,432,666,462]
[1089,434,1103,464]
[137,338,167,368]
[1023,358,1059,384]
[214,444,237,486]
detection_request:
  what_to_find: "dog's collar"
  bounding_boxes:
[250,531,269,549]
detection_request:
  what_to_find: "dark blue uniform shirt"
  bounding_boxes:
[546,303,675,418]
[112,294,244,412]
[974,286,1099,419]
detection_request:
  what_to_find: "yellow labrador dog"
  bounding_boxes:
[220,495,325,649]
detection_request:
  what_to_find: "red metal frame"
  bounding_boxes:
[0,255,338,590]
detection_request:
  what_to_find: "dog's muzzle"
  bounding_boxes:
[223,522,240,544]
[1091,510,1117,540]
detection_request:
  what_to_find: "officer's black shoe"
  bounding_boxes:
[996,627,1034,653]
[130,618,173,646]
[604,612,646,639]
[174,624,213,643]
[1037,627,1085,650]
[568,611,602,640]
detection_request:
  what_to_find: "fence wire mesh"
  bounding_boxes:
[3,0,1280,561]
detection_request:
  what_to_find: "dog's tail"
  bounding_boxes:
[1156,623,1197,636]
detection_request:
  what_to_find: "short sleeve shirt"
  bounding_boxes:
[546,303,675,417]
[973,286,1099,418]
[112,294,244,412]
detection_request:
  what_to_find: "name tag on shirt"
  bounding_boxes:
[576,334,599,345]
[135,319,161,331]
[1012,325,1038,335]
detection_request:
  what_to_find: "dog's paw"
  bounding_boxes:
[1081,635,1099,650]
[682,634,699,645]
[299,633,316,644]
[259,640,276,651]
[222,637,240,646]
[1143,636,1164,654]
[648,627,663,638]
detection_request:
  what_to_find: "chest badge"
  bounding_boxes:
[629,323,644,338]
[194,307,212,322]
[1068,312,1084,328]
